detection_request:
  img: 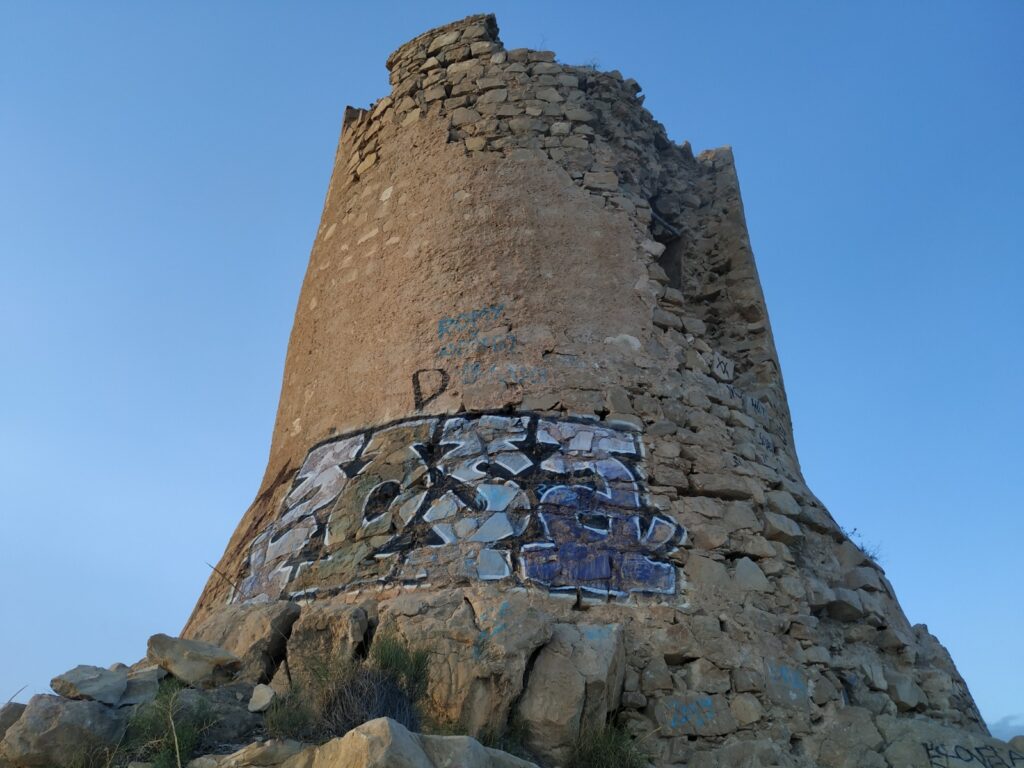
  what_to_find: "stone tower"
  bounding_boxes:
[182,14,1010,767]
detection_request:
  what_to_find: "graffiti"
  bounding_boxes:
[765,660,808,707]
[438,332,518,359]
[667,696,715,729]
[710,351,734,382]
[233,413,685,603]
[461,360,548,387]
[412,369,450,410]
[437,303,505,340]
[472,600,510,659]
[432,302,549,390]
[922,743,1024,767]
[723,382,789,450]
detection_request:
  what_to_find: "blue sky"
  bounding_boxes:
[1,0,1021,737]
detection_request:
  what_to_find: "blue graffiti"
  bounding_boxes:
[766,661,808,698]
[437,304,505,340]
[668,697,716,730]
[437,332,518,359]
[461,361,548,386]
[473,600,510,658]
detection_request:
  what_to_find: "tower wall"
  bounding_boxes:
[182,15,1001,767]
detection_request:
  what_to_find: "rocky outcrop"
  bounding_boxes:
[189,601,301,684]
[517,623,625,763]
[379,591,552,736]
[272,597,368,692]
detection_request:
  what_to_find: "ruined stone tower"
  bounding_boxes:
[179,14,1012,767]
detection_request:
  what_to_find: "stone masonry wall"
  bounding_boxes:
[179,15,1003,768]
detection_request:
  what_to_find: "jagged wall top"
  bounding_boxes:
[385,14,500,79]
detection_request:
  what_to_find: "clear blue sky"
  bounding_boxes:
[2,0,1021,737]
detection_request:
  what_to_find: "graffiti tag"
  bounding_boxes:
[922,742,1024,768]
[412,368,450,410]
[667,696,716,729]
[437,303,505,340]
[233,413,685,603]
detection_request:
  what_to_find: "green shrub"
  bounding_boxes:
[62,679,215,768]
[478,715,536,763]
[369,633,430,702]
[118,679,214,768]
[265,632,429,742]
[566,725,647,768]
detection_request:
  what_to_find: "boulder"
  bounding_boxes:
[248,684,276,713]
[281,598,368,691]
[517,623,625,764]
[191,738,307,767]
[50,664,127,705]
[188,601,301,683]
[421,734,538,768]
[308,717,430,768]
[379,590,553,736]
[0,703,25,741]
[120,665,166,706]
[0,694,127,768]
[147,633,242,687]
[174,683,262,746]
[300,718,539,768]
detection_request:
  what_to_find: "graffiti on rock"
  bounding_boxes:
[233,413,685,603]
[922,743,1024,767]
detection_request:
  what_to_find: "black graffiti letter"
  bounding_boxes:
[922,743,947,768]
[412,368,450,410]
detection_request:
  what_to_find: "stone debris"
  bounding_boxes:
[50,664,127,706]
[247,683,276,713]
[147,633,242,688]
